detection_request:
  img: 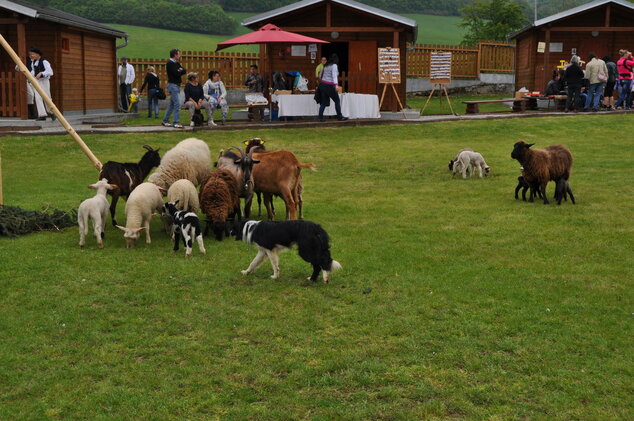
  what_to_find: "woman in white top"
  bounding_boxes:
[203,70,229,125]
[317,54,348,121]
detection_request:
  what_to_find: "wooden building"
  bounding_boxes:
[243,0,417,111]
[0,0,127,118]
[511,0,634,92]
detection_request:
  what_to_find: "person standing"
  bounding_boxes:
[317,54,348,121]
[17,47,54,120]
[583,52,608,112]
[563,56,585,112]
[162,49,187,128]
[315,56,327,81]
[615,49,634,110]
[203,70,229,125]
[244,65,263,93]
[602,56,617,110]
[118,57,135,112]
[140,66,160,118]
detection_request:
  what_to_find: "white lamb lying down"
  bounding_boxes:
[116,182,164,248]
[78,179,117,248]
[452,150,490,179]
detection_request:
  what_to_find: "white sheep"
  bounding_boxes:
[162,179,200,236]
[78,178,117,248]
[147,138,211,191]
[452,150,490,179]
[116,182,164,248]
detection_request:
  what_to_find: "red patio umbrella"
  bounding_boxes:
[216,23,329,51]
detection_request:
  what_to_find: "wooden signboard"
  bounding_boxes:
[378,47,401,84]
[430,51,452,84]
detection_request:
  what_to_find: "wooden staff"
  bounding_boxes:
[0,34,102,171]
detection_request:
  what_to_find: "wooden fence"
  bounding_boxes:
[129,51,260,92]
[0,72,21,117]
[407,41,515,78]
[127,42,514,93]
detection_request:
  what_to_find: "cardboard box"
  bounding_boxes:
[514,91,525,99]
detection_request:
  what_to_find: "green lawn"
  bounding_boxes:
[1,116,632,419]
[112,12,464,59]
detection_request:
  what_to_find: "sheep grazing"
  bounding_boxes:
[555,178,576,204]
[215,146,260,218]
[240,138,315,220]
[514,175,543,201]
[116,182,164,247]
[199,169,241,241]
[98,145,161,227]
[163,201,206,256]
[167,179,200,213]
[77,178,117,248]
[148,138,211,191]
[448,148,474,174]
[452,150,490,179]
[511,141,574,205]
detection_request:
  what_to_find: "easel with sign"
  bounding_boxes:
[378,47,407,118]
[421,51,456,115]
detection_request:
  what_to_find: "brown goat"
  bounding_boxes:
[241,138,314,220]
[199,169,241,240]
[511,141,573,205]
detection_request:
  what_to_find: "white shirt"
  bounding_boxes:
[321,64,338,85]
[16,59,54,79]
[118,63,135,84]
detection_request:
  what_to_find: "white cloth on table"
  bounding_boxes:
[276,93,380,119]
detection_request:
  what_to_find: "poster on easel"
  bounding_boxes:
[422,51,455,115]
[378,47,401,84]
[430,51,452,84]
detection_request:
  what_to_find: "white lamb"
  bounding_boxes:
[147,138,211,191]
[116,182,164,248]
[162,179,200,236]
[78,178,117,248]
[452,150,490,179]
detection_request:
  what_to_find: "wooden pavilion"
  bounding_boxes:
[510,0,634,92]
[0,0,127,119]
[242,0,417,111]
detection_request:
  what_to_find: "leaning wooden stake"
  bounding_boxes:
[0,34,102,171]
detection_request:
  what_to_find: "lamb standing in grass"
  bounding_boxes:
[162,179,200,235]
[116,182,164,248]
[452,150,490,179]
[164,200,206,256]
[148,137,211,191]
[78,179,117,248]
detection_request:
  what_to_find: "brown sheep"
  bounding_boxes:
[511,141,574,205]
[199,169,241,240]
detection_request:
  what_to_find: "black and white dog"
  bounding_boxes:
[232,219,342,282]
[164,201,206,256]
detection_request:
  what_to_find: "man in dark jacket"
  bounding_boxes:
[161,49,187,128]
[564,56,585,112]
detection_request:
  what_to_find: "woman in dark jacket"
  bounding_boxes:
[140,66,160,118]
[564,56,585,112]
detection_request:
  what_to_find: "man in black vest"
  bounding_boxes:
[19,47,54,120]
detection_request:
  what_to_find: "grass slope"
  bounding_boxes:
[113,13,464,59]
[1,116,632,419]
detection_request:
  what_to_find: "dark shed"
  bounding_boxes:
[243,0,417,111]
[0,0,127,118]
[510,0,634,92]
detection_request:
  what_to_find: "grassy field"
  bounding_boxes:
[1,116,633,419]
[113,13,463,58]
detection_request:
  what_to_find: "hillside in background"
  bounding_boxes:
[115,13,465,59]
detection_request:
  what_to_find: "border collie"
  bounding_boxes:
[232,219,342,282]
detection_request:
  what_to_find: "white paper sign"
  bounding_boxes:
[308,43,318,53]
[291,45,307,56]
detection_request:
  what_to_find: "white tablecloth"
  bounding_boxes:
[276,93,380,119]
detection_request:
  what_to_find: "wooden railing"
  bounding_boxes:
[130,51,260,92]
[0,72,21,117]
[407,41,515,78]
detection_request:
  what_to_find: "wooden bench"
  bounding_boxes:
[462,98,527,114]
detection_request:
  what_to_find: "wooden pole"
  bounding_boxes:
[0,33,102,171]
[420,85,436,114]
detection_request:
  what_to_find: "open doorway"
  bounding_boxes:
[321,42,348,73]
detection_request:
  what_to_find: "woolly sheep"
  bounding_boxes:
[452,150,490,179]
[116,182,164,247]
[167,179,200,213]
[148,138,211,191]
[511,141,573,205]
[199,169,241,241]
[78,179,117,248]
